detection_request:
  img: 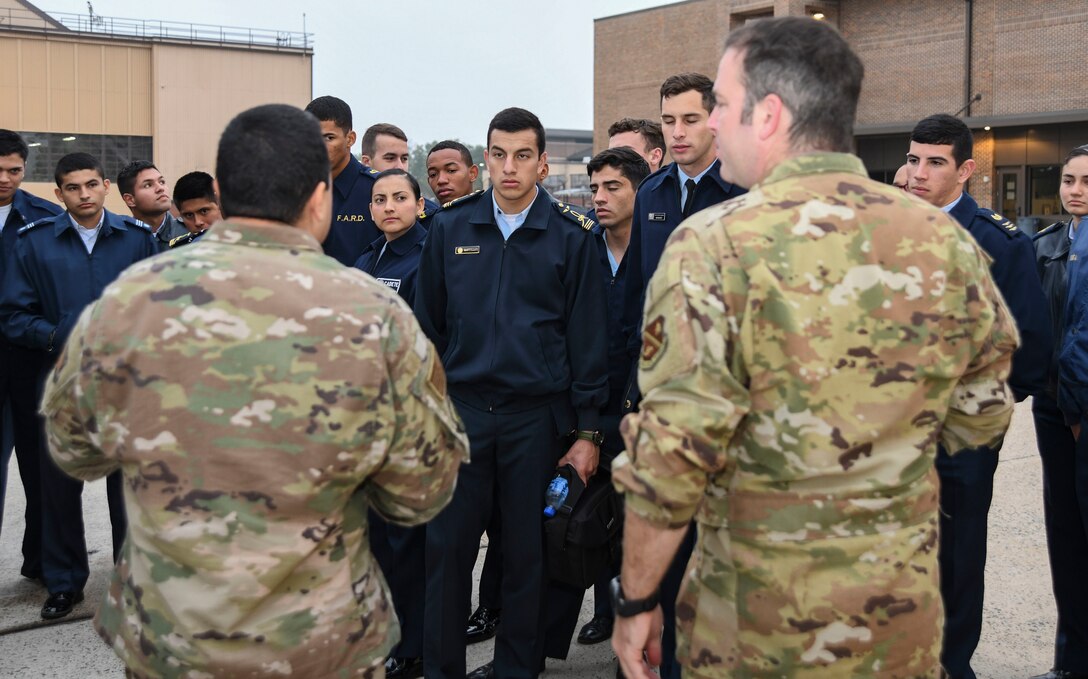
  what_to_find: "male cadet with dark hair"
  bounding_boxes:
[415,107,608,679]
[607,118,665,173]
[0,151,158,620]
[611,17,1019,678]
[618,70,746,679]
[361,123,439,225]
[427,140,480,205]
[40,103,468,678]
[117,160,188,247]
[907,112,1050,679]
[305,95,380,266]
[541,147,650,667]
[0,129,62,587]
[170,170,221,247]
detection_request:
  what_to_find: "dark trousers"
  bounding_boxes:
[35,363,126,594]
[423,395,566,679]
[0,345,46,579]
[478,507,503,611]
[935,444,1000,679]
[660,523,695,679]
[1034,398,1088,673]
[369,511,426,658]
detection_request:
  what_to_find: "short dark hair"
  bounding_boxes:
[216,104,329,224]
[173,171,217,206]
[607,118,665,155]
[428,140,474,167]
[1065,145,1088,166]
[54,152,105,187]
[304,95,353,133]
[587,147,651,189]
[910,114,974,167]
[372,168,422,201]
[117,160,158,196]
[660,73,715,114]
[361,123,408,158]
[0,130,29,161]
[724,17,864,154]
[487,108,546,155]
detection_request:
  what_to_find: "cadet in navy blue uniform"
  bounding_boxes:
[1043,146,1088,679]
[352,168,430,679]
[618,73,746,679]
[0,152,159,620]
[0,130,63,585]
[415,108,608,679]
[907,114,1051,679]
[305,96,381,266]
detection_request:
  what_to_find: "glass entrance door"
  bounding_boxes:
[997,166,1024,220]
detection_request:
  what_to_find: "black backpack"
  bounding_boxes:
[543,464,623,589]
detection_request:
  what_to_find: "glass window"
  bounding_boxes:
[1028,164,1062,218]
[19,131,154,183]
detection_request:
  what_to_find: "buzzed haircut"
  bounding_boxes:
[373,168,422,201]
[428,140,474,167]
[216,104,330,225]
[54,152,105,187]
[724,17,864,154]
[173,171,217,206]
[487,107,546,155]
[659,73,715,114]
[117,160,158,197]
[587,147,651,189]
[361,123,408,158]
[607,118,665,156]
[910,114,974,168]
[0,129,29,161]
[304,95,353,133]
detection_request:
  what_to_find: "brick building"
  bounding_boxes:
[595,0,1088,229]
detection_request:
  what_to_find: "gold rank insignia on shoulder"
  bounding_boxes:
[553,200,595,231]
[455,245,480,255]
[443,190,483,209]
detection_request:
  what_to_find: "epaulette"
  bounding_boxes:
[442,190,483,210]
[366,165,380,176]
[126,218,154,233]
[419,197,440,221]
[1033,221,1065,239]
[16,218,48,236]
[169,232,195,248]
[976,209,1019,238]
[553,200,595,232]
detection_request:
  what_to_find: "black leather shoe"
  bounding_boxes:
[466,662,494,679]
[1030,671,1088,679]
[41,590,84,620]
[577,614,614,645]
[384,656,423,678]
[465,606,501,644]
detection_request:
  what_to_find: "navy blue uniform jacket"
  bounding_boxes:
[593,226,631,457]
[1,190,63,330]
[326,155,380,266]
[0,209,159,353]
[353,221,427,304]
[413,188,608,432]
[949,192,1050,401]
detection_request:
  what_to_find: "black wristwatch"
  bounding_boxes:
[609,576,659,617]
[574,429,604,446]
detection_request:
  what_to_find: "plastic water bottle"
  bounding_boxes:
[543,474,569,518]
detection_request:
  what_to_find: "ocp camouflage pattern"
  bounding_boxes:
[42,221,469,678]
[612,153,1019,678]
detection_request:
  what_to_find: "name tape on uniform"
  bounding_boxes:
[455,246,480,255]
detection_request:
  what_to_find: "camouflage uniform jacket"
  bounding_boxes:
[612,153,1019,678]
[41,220,469,679]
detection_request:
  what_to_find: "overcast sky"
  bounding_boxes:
[43,0,683,150]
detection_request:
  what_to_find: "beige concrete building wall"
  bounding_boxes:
[150,43,312,186]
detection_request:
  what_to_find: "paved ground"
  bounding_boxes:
[0,401,1060,678]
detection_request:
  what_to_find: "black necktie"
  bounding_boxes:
[682,178,697,217]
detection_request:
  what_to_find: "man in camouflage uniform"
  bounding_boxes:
[40,104,468,679]
[610,18,1020,679]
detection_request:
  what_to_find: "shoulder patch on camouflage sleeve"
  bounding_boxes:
[442,190,483,209]
[553,200,595,231]
[426,351,447,399]
[640,315,667,368]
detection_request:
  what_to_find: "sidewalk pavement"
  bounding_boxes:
[0,401,1058,677]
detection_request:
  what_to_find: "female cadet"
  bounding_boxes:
[1032,145,1088,679]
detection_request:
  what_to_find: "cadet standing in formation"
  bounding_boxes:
[0,129,62,588]
[610,17,1019,678]
[41,103,469,678]
[414,107,608,679]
